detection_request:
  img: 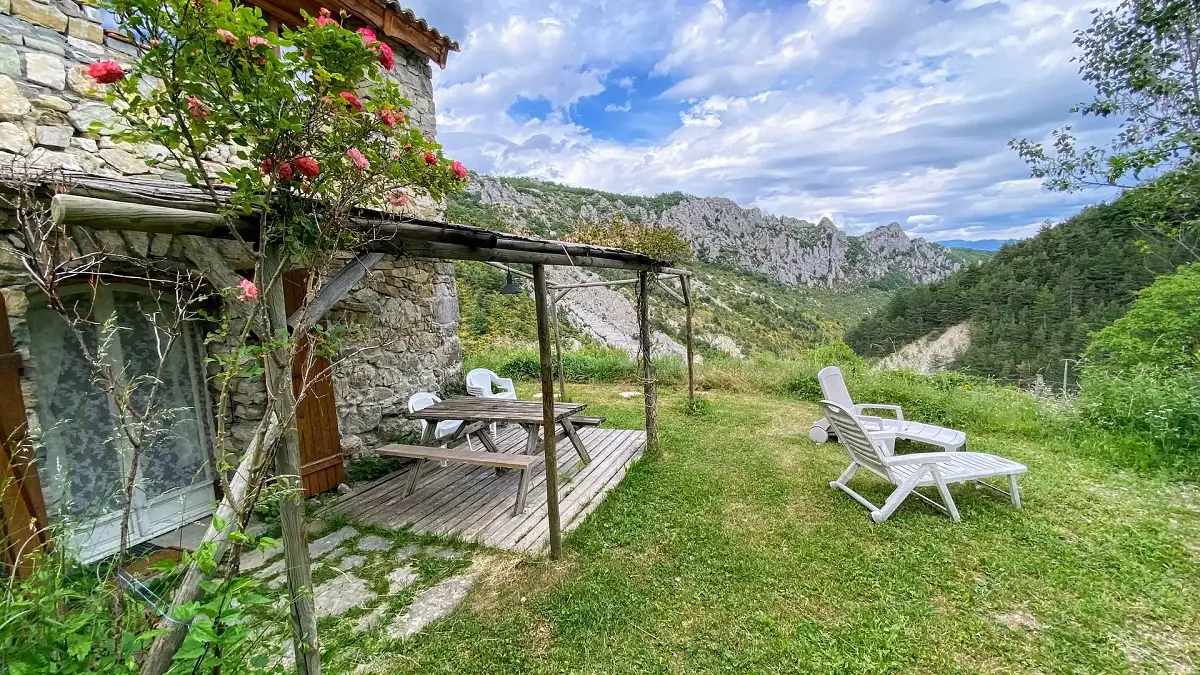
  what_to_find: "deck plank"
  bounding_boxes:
[328,428,646,554]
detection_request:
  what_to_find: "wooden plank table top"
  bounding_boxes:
[404,397,586,424]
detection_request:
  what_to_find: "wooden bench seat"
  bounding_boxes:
[570,415,605,427]
[377,443,538,515]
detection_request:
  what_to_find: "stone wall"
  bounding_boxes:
[0,0,463,467]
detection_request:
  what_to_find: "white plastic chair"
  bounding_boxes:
[821,400,1026,522]
[810,366,967,452]
[465,368,517,438]
[408,392,471,450]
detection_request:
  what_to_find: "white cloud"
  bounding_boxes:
[400,0,1122,239]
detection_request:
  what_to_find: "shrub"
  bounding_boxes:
[465,346,684,386]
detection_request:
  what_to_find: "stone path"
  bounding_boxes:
[252,523,481,669]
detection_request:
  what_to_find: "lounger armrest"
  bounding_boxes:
[857,415,887,430]
[885,452,953,467]
[856,404,904,421]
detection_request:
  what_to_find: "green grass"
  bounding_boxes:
[346,376,1200,674]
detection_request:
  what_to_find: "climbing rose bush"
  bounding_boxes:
[94,0,469,231]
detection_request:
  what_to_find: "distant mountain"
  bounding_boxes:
[934,239,1019,251]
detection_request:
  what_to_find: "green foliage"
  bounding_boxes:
[1076,264,1200,461]
[345,455,405,483]
[1011,0,1200,191]
[571,215,693,264]
[465,346,684,386]
[454,261,539,352]
[847,183,1199,387]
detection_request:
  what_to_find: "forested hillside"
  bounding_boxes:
[846,186,1199,388]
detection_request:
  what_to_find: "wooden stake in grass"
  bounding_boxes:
[681,274,695,409]
[533,264,563,560]
[638,270,659,452]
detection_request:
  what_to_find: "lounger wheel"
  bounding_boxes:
[828,481,839,489]
[810,426,829,443]
[870,510,886,523]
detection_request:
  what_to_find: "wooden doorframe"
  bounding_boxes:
[0,293,50,577]
[282,269,345,496]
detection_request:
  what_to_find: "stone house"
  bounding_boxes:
[0,0,466,562]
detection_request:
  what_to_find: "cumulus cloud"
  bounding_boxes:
[401,0,1120,241]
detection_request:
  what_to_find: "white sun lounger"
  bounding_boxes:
[809,366,967,452]
[820,400,1027,522]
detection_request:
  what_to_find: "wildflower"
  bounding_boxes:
[186,96,210,119]
[216,29,238,45]
[339,91,364,112]
[87,60,125,84]
[356,27,378,45]
[377,109,402,127]
[423,151,437,165]
[248,35,270,48]
[388,191,408,208]
[377,41,394,70]
[346,148,369,170]
[293,156,320,178]
[237,278,258,303]
[450,160,468,180]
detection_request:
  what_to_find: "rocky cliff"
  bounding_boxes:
[464,175,961,289]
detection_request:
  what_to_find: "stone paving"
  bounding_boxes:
[252,522,481,670]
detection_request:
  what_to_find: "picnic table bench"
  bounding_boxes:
[376,443,538,515]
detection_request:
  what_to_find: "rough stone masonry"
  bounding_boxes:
[0,0,463,472]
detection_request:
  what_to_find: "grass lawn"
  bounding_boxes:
[355,383,1200,674]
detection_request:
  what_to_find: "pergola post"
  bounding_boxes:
[262,245,321,675]
[680,275,695,407]
[638,271,659,452]
[550,290,567,402]
[532,264,563,559]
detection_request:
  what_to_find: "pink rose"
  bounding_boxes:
[346,148,369,170]
[450,160,468,180]
[87,60,125,84]
[377,41,395,70]
[186,96,210,119]
[237,278,258,303]
[423,151,437,166]
[339,91,364,112]
[356,27,378,45]
[377,109,402,127]
[315,8,338,27]
[388,191,408,208]
[248,35,270,48]
[216,29,237,45]
[277,162,293,181]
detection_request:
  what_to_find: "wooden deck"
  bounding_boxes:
[330,427,646,554]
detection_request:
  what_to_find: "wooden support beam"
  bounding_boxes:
[380,240,660,271]
[52,194,238,237]
[681,275,696,407]
[178,235,258,328]
[484,261,534,279]
[262,245,321,675]
[638,271,659,452]
[287,252,383,331]
[550,291,567,402]
[654,278,686,305]
[532,264,563,560]
[550,278,640,292]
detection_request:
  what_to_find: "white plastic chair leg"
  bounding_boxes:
[1008,474,1021,508]
[830,461,858,489]
[931,467,961,522]
[872,467,925,523]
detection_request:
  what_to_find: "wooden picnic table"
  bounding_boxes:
[404,397,593,464]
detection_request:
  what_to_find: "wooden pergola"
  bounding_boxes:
[3,172,695,561]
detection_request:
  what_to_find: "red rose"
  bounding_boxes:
[356,27,378,45]
[339,91,364,112]
[423,151,437,165]
[277,163,293,181]
[450,160,468,180]
[87,60,125,84]
[377,109,402,127]
[377,41,395,70]
[293,156,320,178]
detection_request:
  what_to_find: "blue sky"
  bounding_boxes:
[401,0,1119,241]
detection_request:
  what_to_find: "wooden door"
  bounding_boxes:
[0,293,49,577]
[283,270,344,496]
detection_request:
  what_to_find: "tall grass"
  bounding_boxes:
[465,345,684,386]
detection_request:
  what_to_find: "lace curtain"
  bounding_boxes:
[29,287,209,521]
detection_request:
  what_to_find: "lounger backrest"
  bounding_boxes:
[408,392,441,436]
[817,366,856,411]
[465,368,494,397]
[820,400,890,477]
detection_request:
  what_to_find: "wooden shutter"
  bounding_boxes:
[283,270,345,496]
[0,293,50,577]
